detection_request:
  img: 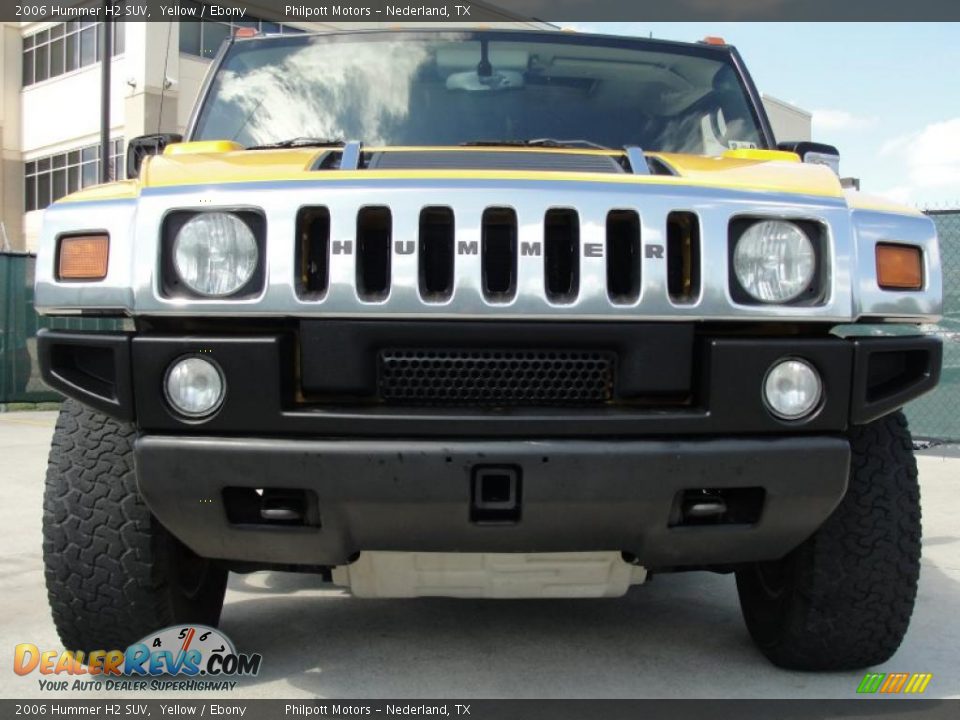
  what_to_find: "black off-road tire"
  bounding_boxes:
[736,410,922,670]
[43,399,228,653]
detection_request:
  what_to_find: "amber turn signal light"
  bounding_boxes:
[876,243,922,290]
[58,234,109,280]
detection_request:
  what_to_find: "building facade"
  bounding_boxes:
[0,15,808,253]
[762,94,813,144]
[1,7,554,253]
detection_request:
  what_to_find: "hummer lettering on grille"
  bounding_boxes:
[583,242,603,258]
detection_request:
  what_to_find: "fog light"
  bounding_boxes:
[763,359,822,420]
[164,357,225,419]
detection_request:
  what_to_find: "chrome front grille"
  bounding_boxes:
[276,183,855,321]
[37,178,896,322]
[296,202,695,309]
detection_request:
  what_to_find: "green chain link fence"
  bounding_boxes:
[2,212,960,440]
[903,210,960,442]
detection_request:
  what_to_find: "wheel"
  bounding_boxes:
[43,399,228,653]
[735,411,922,670]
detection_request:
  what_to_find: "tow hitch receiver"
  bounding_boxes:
[471,466,521,523]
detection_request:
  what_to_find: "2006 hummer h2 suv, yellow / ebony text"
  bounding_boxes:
[35,29,942,671]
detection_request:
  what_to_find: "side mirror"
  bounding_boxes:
[126,133,183,178]
[777,141,840,175]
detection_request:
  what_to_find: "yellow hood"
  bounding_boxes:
[55,144,914,215]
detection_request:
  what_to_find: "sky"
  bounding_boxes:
[566,22,960,208]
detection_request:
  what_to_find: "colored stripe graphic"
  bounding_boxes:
[857,673,885,693]
[858,672,932,694]
[880,673,907,693]
[904,674,934,694]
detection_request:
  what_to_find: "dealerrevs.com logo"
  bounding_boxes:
[14,625,262,691]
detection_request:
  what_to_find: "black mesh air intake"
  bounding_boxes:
[378,349,615,406]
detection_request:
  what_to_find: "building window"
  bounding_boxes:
[24,138,124,212]
[22,21,125,88]
[179,1,306,59]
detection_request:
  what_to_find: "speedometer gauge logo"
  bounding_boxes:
[125,625,261,677]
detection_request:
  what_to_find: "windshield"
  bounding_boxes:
[191,31,768,155]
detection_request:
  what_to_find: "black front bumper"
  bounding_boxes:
[135,434,849,568]
[37,322,941,569]
[36,322,943,437]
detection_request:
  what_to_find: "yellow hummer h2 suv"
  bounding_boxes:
[34,29,942,671]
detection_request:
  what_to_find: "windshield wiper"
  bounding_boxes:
[246,137,345,150]
[462,138,613,151]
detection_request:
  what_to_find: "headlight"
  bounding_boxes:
[173,213,258,297]
[763,358,822,421]
[733,220,815,303]
[165,357,225,419]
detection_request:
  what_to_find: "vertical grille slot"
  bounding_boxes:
[606,210,641,304]
[544,209,579,303]
[419,207,454,302]
[356,206,391,301]
[296,207,329,298]
[667,212,701,304]
[482,208,517,302]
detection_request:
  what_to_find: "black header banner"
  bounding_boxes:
[0,700,956,720]
[5,0,960,23]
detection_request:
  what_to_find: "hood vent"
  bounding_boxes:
[366,150,626,173]
[312,148,676,175]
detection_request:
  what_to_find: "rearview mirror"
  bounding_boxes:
[446,70,524,92]
[126,133,183,178]
[777,141,840,175]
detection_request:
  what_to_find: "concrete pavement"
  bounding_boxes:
[0,410,957,699]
